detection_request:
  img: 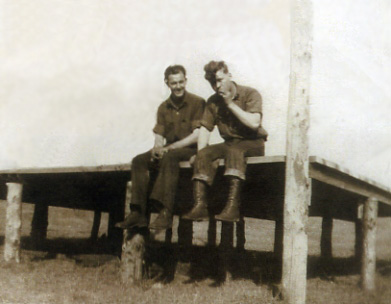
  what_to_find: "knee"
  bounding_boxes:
[132,153,149,169]
[196,148,213,163]
[160,151,180,166]
[226,148,245,161]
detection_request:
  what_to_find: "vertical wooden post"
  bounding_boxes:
[282,0,313,303]
[90,210,102,241]
[120,181,147,283]
[4,183,23,263]
[320,214,333,260]
[361,197,378,291]
[355,201,364,264]
[31,203,48,247]
[219,222,234,282]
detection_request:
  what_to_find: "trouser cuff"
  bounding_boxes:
[192,174,212,186]
[224,168,246,180]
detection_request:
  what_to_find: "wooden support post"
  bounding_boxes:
[207,217,217,247]
[320,215,333,260]
[90,210,102,241]
[4,183,23,263]
[236,217,245,252]
[361,197,378,292]
[281,0,313,302]
[219,222,234,282]
[274,217,284,281]
[121,229,147,283]
[355,201,364,264]
[31,203,48,247]
[120,181,147,283]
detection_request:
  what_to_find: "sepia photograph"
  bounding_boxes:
[0,0,390,303]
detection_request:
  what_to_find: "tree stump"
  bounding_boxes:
[120,229,147,284]
[4,183,23,263]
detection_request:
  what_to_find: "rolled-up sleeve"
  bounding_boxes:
[245,89,263,116]
[191,100,205,131]
[200,102,216,132]
[152,105,165,136]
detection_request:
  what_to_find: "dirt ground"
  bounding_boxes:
[1,202,391,304]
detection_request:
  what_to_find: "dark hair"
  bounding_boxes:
[164,65,186,81]
[204,61,229,86]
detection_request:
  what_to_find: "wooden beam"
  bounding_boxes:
[4,183,23,263]
[361,197,378,291]
[281,0,313,302]
[310,164,391,205]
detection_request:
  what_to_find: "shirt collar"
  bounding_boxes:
[167,91,188,110]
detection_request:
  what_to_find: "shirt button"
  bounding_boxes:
[176,112,179,115]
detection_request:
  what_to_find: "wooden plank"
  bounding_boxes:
[310,156,390,193]
[0,155,286,174]
[281,0,313,303]
[310,163,391,205]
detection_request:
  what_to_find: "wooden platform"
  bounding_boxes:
[1,155,390,219]
[1,155,390,291]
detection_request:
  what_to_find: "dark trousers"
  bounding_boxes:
[131,147,197,213]
[193,138,265,186]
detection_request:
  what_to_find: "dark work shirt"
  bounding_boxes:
[153,92,205,144]
[200,84,268,141]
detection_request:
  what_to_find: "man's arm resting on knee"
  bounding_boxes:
[166,128,200,151]
[151,133,166,159]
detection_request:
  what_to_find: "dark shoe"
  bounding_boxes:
[215,177,241,222]
[115,211,148,229]
[149,208,173,230]
[182,180,209,221]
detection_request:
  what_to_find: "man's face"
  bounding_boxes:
[166,72,187,98]
[214,69,231,95]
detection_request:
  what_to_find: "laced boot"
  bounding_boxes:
[149,208,173,230]
[182,180,209,221]
[215,177,241,222]
[115,208,148,229]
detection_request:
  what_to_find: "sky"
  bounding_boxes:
[0,0,390,187]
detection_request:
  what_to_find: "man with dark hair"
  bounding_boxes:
[183,60,268,222]
[116,65,205,230]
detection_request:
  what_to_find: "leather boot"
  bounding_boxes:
[182,180,209,221]
[149,208,173,230]
[115,210,148,229]
[215,177,241,222]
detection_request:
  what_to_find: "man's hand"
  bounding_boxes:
[189,155,196,166]
[151,146,168,160]
[218,88,234,106]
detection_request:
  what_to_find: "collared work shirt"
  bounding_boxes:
[153,92,205,144]
[200,84,268,141]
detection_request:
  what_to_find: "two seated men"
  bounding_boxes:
[116,61,268,231]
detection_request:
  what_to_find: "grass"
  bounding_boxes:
[1,202,391,303]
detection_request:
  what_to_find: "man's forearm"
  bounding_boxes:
[154,134,165,148]
[167,128,200,150]
[227,102,261,130]
[197,126,211,151]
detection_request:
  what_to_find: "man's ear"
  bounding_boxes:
[164,79,168,86]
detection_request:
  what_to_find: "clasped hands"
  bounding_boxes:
[151,146,170,160]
